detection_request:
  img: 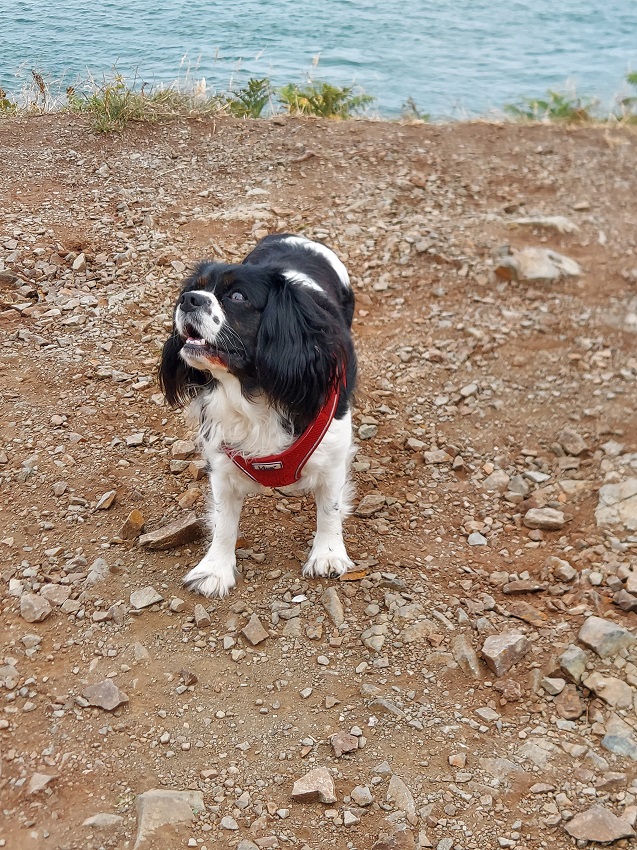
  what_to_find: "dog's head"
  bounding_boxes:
[159,262,351,427]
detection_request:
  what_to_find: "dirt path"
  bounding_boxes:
[1,114,637,850]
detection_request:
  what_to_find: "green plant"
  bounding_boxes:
[401,97,429,121]
[0,88,17,115]
[618,72,637,123]
[504,88,597,122]
[277,80,375,118]
[225,78,272,118]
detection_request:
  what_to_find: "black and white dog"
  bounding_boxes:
[159,234,357,598]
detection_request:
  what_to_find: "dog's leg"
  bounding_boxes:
[183,472,244,598]
[303,465,354,580]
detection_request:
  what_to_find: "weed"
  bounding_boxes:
[277,80,375,118]
[0,89,17,115]
[617,72,637,123]
[504,88,597,122]
[225,78,272,118]
[401,97,429,122]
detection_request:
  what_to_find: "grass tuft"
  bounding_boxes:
[277,81,375,118]
[504,88,597,122]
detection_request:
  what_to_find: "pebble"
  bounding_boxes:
[565,805,635,842]
[130,586,163,609]
[120,509,145,540]
[194,603,211,628]
[554,684,585,719]
[220,815,238,830]
[559,644,588,683]
[95,490,117,510]
[135,789,205,848]
[351,785,374,806]
[386,774,416,821]
[241,613,269,645]
[481,632,530,676]
[578,616,636,658]
[138,512,205,549]
[20,593,52,623]
[558,427,588,456]
[321,587,345,626]
[330,731,359,757]
[27,772,58,795]
[468,532,488,546]
[82,813,125,829]
[423,449,452,464]
[171,439,197,459]
[355,492,386,517]
[291,767,337,803]
[522,507,566,530]
[82,680,129,711]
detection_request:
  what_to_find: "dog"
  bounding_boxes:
[159,233,357,598]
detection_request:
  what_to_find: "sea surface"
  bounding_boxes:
[2,0,636,117]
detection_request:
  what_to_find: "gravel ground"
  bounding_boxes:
[1,114,637,850]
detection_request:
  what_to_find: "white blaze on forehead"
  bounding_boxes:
[283,270,323,293]
[282,235,351,288]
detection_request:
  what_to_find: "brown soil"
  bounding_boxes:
[1,114,637,850]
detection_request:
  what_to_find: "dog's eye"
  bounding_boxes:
[230,291,246,302]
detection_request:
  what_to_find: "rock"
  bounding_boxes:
[83,813,125,829]
[130,586,163,609]
[138,512,205,549]
[502,579,546,594]
[547,556,577,582]
[596,479,637,531]
[482,470,510,492]
[220,815,238,830]
[20,593,52,623]
[372,825,416,850]
[554,684,585,719]
[370,697,406,718]
[27,772,58,795]
[613,589,637,612]
[559,644,588,683]
[241,613,269,645]
[82,680,129,711]
[291,767,337,803]
[494,246,581,282]
[481,632,530,676]
[541,677,566,695]
[237,842,260,850]
[85,557,110,585]
[120,509,145,539]
[451,635,484,678]
[330,731,359,757]
[386,774,416,820]
[169,597,186,612]
[321,587,345,626]
[343,810,360,826]
[0,664,19,689]
[423,449,452,464]
[171,439,196,459]
[583,673,633,708]
[134,789,205,849]
[565,806,635,843]
[351,785,374,806]
[506,600,547,627]
[40,584,72,605]
[511,215,579,234]
[558,427,588,456]
[468,532,488,546]
[522,507,566,530]
[355,492,386,517]
[578,616,636,658]
[96,490,117,510]
[194,603,211,628]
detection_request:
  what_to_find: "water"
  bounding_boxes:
[1,0,636,117]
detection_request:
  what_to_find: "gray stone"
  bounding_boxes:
[130,586,163,609]
[565,806,635,843]
[386,774,416,821]
[558,427,588,456]
[82,680,129,711]
[27,772,58,795]
[134,789,205,849]
[596,479,637,531]
[220,815,238,830]
[138,512,205,550]
[494,246,581,282]
[482,470,510,492]
[0,664,19,689]
[85,557,110,585]
[351,785,374,806]
[541,677,566,695]
[481,632,530,676]
[423,449,453,464]
[451,635,484,678]
[559,644,588,683]
[356,492,386,517]
[330,731,359,757]
[468,532,488,546]
[522,507,566,530]
[20,593,52,623]
[372,825,416,850]
[321,587,345,626]
[39,584,72,606]
[83,813,125,829]
[194,603,211,628]
[291,767,337,803]
[241,613,269,645]
[578,616,636,658]
[96,490,117,510]
[582,673,633,708]
[547,556,577,582]
[171,439,196,459]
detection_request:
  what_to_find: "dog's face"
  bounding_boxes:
[159,261,349,428]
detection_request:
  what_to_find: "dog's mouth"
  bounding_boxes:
[181,325,229,367]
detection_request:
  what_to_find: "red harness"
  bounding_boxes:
[222,384,341,488]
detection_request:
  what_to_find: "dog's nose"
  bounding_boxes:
[179,291,207,313]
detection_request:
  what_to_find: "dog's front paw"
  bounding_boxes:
[183,558,236,599]
[303,552,353,580]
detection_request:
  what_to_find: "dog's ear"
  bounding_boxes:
[158,331,208,408]
[255,275,348,427]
